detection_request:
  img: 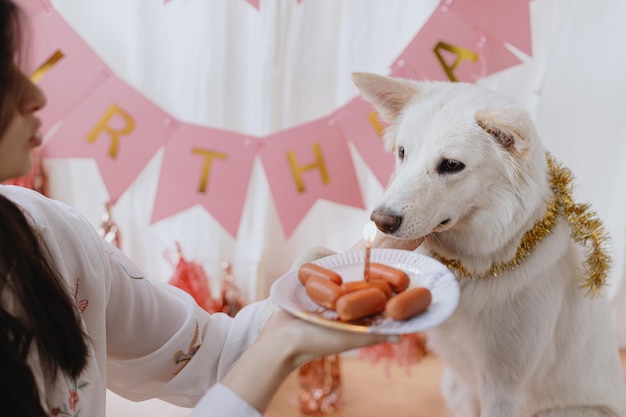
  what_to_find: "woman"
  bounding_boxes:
[0,2,395,416]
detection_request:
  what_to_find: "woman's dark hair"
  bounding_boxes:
[0,1,89,416]
[0,0,22,134]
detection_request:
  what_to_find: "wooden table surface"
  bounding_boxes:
[265,350,626,417]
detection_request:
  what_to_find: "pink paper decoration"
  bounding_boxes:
[26,9,110,134]
[259,117,364,238]
[246,0,260,10]
[41,76,178,202]
[169,242,219,313]
[166,0,306,7]
[333,97,394,188]
[446,0,532,56]
[390,6,521,83]
[13,0,50,17]
[151,122,258,237]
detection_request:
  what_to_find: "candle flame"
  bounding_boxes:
[363,221,377,243]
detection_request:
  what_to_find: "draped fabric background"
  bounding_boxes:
[41,2,625,413]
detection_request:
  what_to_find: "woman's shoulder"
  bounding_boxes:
[0,186,111,289]
[0,185,101,255]
[0,185,88,227]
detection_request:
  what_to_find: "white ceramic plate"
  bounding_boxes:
[270,248,459,335]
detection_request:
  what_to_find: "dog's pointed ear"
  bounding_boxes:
[475,109,530,154]
[352,72,418,122]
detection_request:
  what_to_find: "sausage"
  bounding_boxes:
[368,262,410,293]
[298,263,343,285]
[335,287,387,322]
[367,278,393,299]
[340,280,392,300]
[385,287,432,321]
[305,276,344,309]
[340,280,372,294]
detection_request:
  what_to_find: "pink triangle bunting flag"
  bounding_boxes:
[27,9,110,134]
[40,76,178,202]
[246,0,260,10]
[445,0,532,56]
[151,123,258,237]
[258,117,364,238]
[390,6,522,83]
[12,0,51,17]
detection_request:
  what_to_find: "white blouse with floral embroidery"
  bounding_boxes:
[1,185,263,417]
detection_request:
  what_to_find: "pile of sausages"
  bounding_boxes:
[298,262,432,322]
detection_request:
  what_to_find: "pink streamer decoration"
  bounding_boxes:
[358,333,428,376]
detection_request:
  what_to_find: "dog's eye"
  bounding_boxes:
[397,146,405,161]
[438,159,465,173]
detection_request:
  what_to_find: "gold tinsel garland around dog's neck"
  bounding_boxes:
[431,152,611,297]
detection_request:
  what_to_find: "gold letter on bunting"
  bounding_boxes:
[86,104,135,158]
[367,111,385,137]
[433,41,478,82]
[287,143,330,193]
[191,148,228,193]
[30,50,64,83]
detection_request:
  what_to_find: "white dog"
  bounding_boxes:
[304,73,626,417]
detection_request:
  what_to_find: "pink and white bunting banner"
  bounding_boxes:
[25,0,532,238]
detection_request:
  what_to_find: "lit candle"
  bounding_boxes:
[363,221,377,281]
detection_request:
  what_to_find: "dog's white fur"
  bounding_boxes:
[301,73,626,417]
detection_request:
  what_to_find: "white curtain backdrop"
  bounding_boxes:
[42,1,626,413]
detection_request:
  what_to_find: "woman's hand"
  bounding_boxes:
[221,307,396,413]
[260,309,395,368]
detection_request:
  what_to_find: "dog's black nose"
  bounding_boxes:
[370,209,402,234]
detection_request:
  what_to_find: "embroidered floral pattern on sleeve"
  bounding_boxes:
[49,379,89,417]
[172,321,201,375]
[73,278,88,314]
